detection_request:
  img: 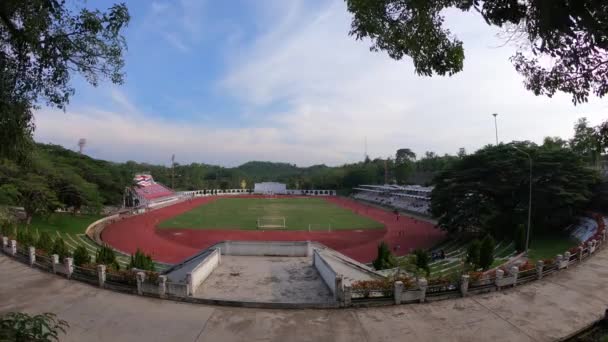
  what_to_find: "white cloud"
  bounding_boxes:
[34,0,607,167]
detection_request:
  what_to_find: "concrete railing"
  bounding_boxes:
[218,241,312,257]
[1,214,606,309]
[312,249,343,301]
[186,248,221,296]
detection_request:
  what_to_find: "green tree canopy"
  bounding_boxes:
[0,0,130,160]
[431,142,598,238]
[346,0,608,104]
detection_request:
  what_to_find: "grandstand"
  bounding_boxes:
[123,173,178,209]
[352,184,432,216]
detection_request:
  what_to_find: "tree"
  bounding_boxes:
[412,249,430,276]
[431,142,598,238]
[396,148,416,164]
[36,231,54,253]
[373,241,396,270]
[72,245,90,267]
[15,174,61,224]
[345,0,608,104]
[0,312,68,342]
[466,240,481,267]
[0,0,130,160]
[570,118,602,166]
[51,237,70,260]
[128,248,155,271]
[95,244,119,270]
[479,235,496,270]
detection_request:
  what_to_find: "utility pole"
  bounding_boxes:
[171,154,175,189]
[384,159,388,185]
[492,113,499,145]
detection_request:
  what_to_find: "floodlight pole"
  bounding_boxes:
[512,145,532,256]
[492,113,499,145]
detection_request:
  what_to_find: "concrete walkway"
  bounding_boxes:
[2,248,608,342]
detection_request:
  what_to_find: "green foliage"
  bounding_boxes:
[36,231,54,253]
[0,312,69,342]
[16,227,35,247]
[345,0,608,103]
[129,248,155,271]
[466,240,481,267]
[373,241,396,270]
[431,142,598,237]
[515,224,526,253]
[96,245,119,270]
[51,238,71,260]
[72,246,91,267]
[412,249,430,276]
[0,0,130,161]
[479,236,496,270]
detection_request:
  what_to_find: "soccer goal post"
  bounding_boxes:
[257,216,286,229]
[308,223,332,232]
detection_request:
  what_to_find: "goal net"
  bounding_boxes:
[257,216,286,229]
[308,223,332,232]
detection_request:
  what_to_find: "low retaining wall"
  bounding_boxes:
[313,249,341,300]
[187,248,221,296]
[218,241,311,257]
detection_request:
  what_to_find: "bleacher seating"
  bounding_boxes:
[133,183,175,201]
[352,185,432,215]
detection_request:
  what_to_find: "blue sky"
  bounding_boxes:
[34,0,607,167]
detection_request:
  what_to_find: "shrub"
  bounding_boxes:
[0,312,69,342]
[372,241,396,270]
[479,235,496,270]
[72,246,91,266]
[128,248,155,271]
[96,245,119,270]
[515,224,526,252]
[16,228,35,247]
[466,239,481,267]
[51,237,71,260]
[412,249,430,276]
[36,231,54,253]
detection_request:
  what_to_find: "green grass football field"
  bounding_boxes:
[158,197,384,230]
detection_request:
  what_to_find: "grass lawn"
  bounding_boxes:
[526,233,580,261]
[16,213,169,270]
[158,197,384,230]
[21,213,102,234]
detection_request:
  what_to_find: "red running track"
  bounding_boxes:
[101,196,445,264]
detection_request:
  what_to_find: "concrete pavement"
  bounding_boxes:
[2,247,608,342]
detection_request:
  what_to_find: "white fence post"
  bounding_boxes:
[28,246,36,266]
[64,257,74,279]
[51,254,59,273]
[343,283,352,307]
[564,252,571,268]
[136,272,146,296]
[97,265,106,288]
[158,275,167,298]
[1,236,7,250]
[460,275,470,297]
[394,281,404,305]
[536,260,544,280]
[9,240,16,256]
[496,269,504,290]
[511,266,519,286]
[556,254,564,269]
[418,278,428,303]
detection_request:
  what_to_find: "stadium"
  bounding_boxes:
[99,174,443,264]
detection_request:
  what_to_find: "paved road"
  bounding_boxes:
[2,249,608,342]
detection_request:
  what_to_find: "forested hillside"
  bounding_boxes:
[0,143,458,213]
